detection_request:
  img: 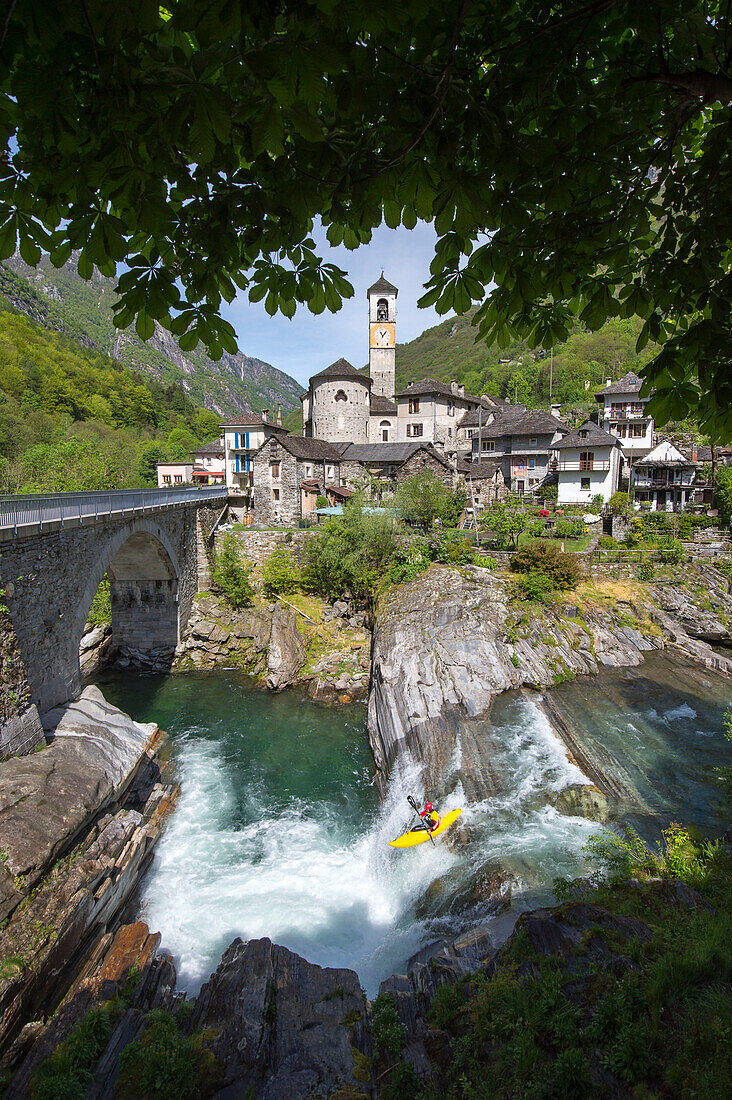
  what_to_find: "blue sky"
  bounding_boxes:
[222,221,449,387]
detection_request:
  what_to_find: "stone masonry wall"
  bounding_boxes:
[223,529,313,568]
[395,450,455,487]
[0,508,199,715]
[253,439,300,527]
[0,610,44,757]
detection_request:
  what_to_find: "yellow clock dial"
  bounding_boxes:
[370,321,395,348]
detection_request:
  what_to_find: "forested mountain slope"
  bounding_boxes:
[391,311,660,409]
[1,257,304,417]
[0,291,225,493]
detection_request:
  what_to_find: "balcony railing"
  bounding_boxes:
[556,460,611,471]
[0,485,228,536]
[602,410,649,420]
[633,477,694,488]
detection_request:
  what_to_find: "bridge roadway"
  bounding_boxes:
[0,487,228,749]
[0,485,228,540]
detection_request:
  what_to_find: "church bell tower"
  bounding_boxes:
[367,273,397,399]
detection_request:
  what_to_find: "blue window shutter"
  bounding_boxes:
[245,432,249,449]
[235,455,239,473]
[235,431,239,449]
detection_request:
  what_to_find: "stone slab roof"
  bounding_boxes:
[549,421,620,450]
[370,394,398,415]
[340,442,452,468]
[260,435,345,462]
[310,358,370,385]
[395,377,490,405]
[192,440,225,455]
[595,371,645,398]
[475,409,567,439]
[367,273,398,296]
[457,459,501,478]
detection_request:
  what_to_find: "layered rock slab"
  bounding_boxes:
[191,936,371,1099]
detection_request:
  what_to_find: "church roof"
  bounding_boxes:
[549,421,620,450]
[310,358,370,384]
[367,273,398,296]
[370,394,398,415]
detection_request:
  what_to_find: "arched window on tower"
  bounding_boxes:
[376,298,388,321]
[334,389,348,403]
[380,420,390,442]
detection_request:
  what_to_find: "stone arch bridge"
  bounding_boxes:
[0,487,226,735]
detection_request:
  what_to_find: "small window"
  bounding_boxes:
[335,389,348,403]
[163,475,171,485]
[447,402,455,416]
[407,423,423,438]
[273,488,280,501]
[529,437,537,446]
[529,458,535,470]
[482,440,495,452]
[326,465,334,478]
[447,427,452,438]
[271,462,280,478]
[174,475,183,484]
[579,429,589,438]
[581,477,591,491]
[409,399,420,414]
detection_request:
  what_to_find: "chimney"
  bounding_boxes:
[606,379,612,388]
[277,404,282,426]
[691,445,697,462]
[450,380,459,394]
[262,408,269,423]
[459,384,465,396]
[550,403,561,420]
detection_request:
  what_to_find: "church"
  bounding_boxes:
[300,274,501,456]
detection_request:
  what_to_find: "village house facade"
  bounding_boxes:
[220,412,289,504]
[470,410,568,493]
[595,372,654,469]
[156,461,192,487]
[631,441,697,512]
[190,439,225,485]
[550,421,622,504]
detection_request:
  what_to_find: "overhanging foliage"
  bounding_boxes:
[2,2,731,435]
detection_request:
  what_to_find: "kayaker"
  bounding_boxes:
[420,802,440,831]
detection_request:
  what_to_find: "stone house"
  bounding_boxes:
[549,421,622,504]
[393,379,499,457]
[631,441,697,512]
[457,459,505,513]
[252,435,344,526]
[471,410,568,493]
[337,442,454,493]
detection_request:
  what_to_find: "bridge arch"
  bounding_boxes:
[76,522,184,671]
[1,508,200,716]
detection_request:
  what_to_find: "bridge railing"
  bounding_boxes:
[0,486,228,535]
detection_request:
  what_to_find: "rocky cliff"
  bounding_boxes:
[368,563,732,802]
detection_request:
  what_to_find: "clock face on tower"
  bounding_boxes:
[370,321,395,348]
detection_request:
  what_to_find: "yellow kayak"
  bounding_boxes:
[388,808,462,848]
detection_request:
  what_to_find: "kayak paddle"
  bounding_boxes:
[407,794,435,846]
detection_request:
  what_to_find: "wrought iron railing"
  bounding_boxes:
[0,485,228,535]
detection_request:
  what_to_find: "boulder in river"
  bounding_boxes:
[190,937,371,1100]
[266,603,306,690]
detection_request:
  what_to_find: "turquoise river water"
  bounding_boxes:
[98,653,731,997]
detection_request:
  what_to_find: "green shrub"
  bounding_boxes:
[555,517,584,540]
[370,993,405,1059]
[87,574,111,627]
[316,494,328,509]
[115,1010,223,1100]
[598,535,617,550]
[636,559,655,581]
[212,534,254,609]
[380,1058,421,1100]
[301,503,398,603]
[472,553,496,569]
[511,571,557,602]
[656,536,683,564]
[32,1008,112,1099]
[510,542,580,589]
[609,491,630,515]
[262,546,300,595]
